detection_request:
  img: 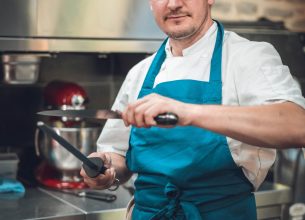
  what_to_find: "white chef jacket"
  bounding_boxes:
[97,22,305,190]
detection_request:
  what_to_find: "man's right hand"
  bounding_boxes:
[80,152,116,190]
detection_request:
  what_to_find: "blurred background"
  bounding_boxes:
[0,0,304,219]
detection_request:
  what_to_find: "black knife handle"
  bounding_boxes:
[79,191,117,202]
[154,112,178,126]
[83,157,107,178]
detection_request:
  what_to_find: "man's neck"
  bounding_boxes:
[169,19,214,57]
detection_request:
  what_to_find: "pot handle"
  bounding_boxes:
[34,126,41,157]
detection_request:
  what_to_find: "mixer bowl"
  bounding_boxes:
[35,123,102,171]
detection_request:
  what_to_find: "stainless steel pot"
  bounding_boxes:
[35,123,101,171]
[2,54,40,84]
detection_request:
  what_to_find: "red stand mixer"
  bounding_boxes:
[44,80,87,110]
[35,80,101,189]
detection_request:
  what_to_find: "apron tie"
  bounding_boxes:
[150,182,201,220]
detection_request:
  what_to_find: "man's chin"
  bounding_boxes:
[166,29,197,40]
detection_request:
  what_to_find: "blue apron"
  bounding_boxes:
[126,21,257,220]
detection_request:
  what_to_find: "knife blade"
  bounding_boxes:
[37,121,106,178]
[77,191,117,202]
[37,109,178,126]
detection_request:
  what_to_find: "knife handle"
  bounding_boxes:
[82,157,107,178]
[154,112,178,126]
[78,191,117,202]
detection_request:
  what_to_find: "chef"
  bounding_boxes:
[80,0,305,219]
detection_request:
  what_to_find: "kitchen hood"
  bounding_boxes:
[0,0,304,60]
[0,0,165,53]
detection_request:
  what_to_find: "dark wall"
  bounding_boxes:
[0,53,147,182]
[0,53,147,150]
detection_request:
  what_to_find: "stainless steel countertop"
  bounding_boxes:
[0,181,292,220]
[0,186,131,220]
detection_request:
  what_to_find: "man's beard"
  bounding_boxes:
[165,26,197,40]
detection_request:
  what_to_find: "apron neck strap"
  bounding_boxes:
[139,39,167,95]
[210,20,224,82]
[138,20,224,99]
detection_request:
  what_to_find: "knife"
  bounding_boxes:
[37,121,106,178]
[37,109,178,126]
[57,189,117,202]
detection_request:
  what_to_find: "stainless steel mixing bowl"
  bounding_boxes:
[35,123,102,171]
